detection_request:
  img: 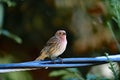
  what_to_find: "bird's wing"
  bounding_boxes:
[35,36,60,60]
[41,36,59,54]
[46,36,59,45]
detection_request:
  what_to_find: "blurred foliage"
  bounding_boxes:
[105,0,120,51]
[86,74,110,80]
[0,71,32,80]
[106,0,120,29]
[49,0,120,80]
[105,53,119,80]
[0,0,16,7]
[0,55,33,80]
[0,0,22,44]
[49,68,111,80]
[49,68,84,80]
[0,0,120,80]
[1,29,22,44]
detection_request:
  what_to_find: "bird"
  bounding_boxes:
[0,30,67,73]
[35,30,67,61]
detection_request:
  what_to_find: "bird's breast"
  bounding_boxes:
[51,39,67,57]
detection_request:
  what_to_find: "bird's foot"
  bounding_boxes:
[51,59,56,64]
[51,57,63,64]
[57,57,63,64]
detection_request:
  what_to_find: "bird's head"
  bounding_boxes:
[55,30,66,39]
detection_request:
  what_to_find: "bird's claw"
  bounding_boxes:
[58,57,63,64]
[51,57,63,64]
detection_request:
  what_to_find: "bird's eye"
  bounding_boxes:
[59,32,61,34]
[63,32,66,35]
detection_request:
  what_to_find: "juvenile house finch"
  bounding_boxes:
[35,30,67,60]
[0,30,67,73]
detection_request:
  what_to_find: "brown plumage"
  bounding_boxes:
[35,30,67,60]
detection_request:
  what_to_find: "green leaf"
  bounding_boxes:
[49,70,68,77]
[66,68,79,73]
[0,0,16,7]
[1,29,22,44]
[0,72,32,80]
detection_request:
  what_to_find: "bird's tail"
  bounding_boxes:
[0,68,38,73]
[35,52,48,60]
